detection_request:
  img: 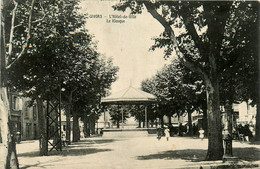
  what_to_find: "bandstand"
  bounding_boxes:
[101,86,157,137]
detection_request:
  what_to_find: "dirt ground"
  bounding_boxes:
[16,136,260,169]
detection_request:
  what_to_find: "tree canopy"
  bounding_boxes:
[114,0,259,160]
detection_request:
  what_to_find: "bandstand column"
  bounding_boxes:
[145,104,148,128]
[104,111,106,128]
[121,110,124,128]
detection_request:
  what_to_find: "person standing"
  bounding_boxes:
[199,127,204,141]
[165,127,170,141]
[179,123,183,136]
[61,132,66,146]
[157,127,162,140]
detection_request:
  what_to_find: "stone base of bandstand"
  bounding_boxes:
[102,128,157,138]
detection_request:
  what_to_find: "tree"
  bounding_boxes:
[66,55,118,141]
[129,105,145,128]
[142,60,206,135]
[128,104,156,128]
[1,0,38,167]
[107,105,130,128]
[5,0,118,153]
[114,1,258,160]
[1,0,118,166]
[217,2,259,141]
[6,2,87,154]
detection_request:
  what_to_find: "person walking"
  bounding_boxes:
[157,127,162,140]
[165,127,170,141]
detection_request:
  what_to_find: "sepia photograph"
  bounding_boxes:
[0,0,259,168]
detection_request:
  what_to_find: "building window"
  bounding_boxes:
[24,101,30,119]
[33,105,37,120]
[24,110,29,119]
[12,96,22,110]
[26,123,31,137]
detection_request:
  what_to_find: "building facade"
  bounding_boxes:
[9,93,39,141]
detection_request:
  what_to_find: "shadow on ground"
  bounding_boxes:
[233,147,260,161]
[138,147,260,162]
[77,139,117,145]
[18,138,116,158]
[138,149,207,162]
[67,139,117,148]
[20,158,62,169]
[248,141,260,145]
[18,148,112,157]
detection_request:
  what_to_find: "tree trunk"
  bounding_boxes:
[160,115,164,127]
[53,110,61,150]
[255,101,260,141]
[0,88,19,169]
[6,131,19,169]
[72,113,80,142]
[138,119,141,128]
[1,0,34,167]
[91,117,96,134]
[85,117,91,137]
[188,111,193,136]
[168,115,172,126]
[82,113,88,138]
[255,56,260,141]
[66,91,74,144]
[224,101,233,137]
[65,111,71,144]
[117,119,120,128]
[205,80,223,160]
[202,107,208,137]
[1,4,19,166]
[36,98,48,156]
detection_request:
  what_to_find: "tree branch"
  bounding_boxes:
[7,0,18,60]
[203,2,232,59]
[6,0,36,70]
[31,2,46,24]
[180,8,205,58]
[182,57,210,84]
[144,1,209,81]
[144,1,178,47]
[13,1,46,29]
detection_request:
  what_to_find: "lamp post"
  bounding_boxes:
[222,101,238,162]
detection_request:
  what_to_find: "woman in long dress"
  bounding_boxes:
[165,127,170,141]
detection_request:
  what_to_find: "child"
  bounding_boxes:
[199,128,204,141]
[165,127,170,141]
[61,132,66,146]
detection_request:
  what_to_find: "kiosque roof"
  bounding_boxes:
[101,86,157,104]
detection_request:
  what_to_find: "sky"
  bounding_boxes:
[79,0,171,94]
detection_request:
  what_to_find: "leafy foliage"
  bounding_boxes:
[107,105,130,127]
[142,59,206,119]
[6,0,119,116]
[113,1,259,160]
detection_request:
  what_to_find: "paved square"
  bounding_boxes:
[17,136,260,169]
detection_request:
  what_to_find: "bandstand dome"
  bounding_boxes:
[101,86,157,104]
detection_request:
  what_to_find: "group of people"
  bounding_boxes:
[156,127,170,141]
[156,124,205,141]
[233,123,254,142]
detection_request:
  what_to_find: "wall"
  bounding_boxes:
[21,98,39,140]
